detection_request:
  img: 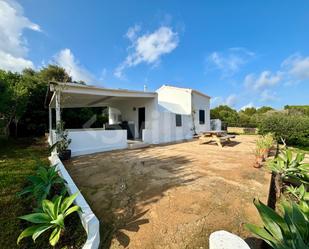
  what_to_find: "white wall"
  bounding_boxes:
[108,98,157,139]
[49,154,100,249]
[154,87,194,144]
[156,85,192,115]
[67,129,127,156]
[192,92,210,133]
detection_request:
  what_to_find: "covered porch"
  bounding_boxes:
[46,82,157,156]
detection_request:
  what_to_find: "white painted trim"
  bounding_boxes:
[49,154,100,249]
[50,82,157,98]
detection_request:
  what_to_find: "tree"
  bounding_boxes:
[0,70,29,136]
[256,106,273,115]
[240,107,256,116]
[38,65,72,83]
[210,105,239,128]
[258,111,309,146]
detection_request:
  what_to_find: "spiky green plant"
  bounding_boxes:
[246,199,309,249]
[18,164,66,205]
[268,148,309,185]
[286,184,309,202]
[17,192,81,246]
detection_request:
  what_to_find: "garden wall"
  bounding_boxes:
[49,154,100,249]
[227,127,258,134]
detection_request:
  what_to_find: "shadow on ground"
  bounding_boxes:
[66,152,200,248]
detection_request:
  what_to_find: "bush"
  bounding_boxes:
[258,111,309,146]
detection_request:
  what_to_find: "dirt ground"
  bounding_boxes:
[65,135,271,249]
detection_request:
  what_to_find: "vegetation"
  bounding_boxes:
[50,121,72,153]
[18,193,81,246]
[0,138,86,249]
[0,66,107,138]
[254,133,274,167]
[18,164,66,205]
[210,105,274,128]
[268,148,309,185]
[248,147,309,249]
[211,105,309,147]
[246,199,309,249]
[258,111,309,147]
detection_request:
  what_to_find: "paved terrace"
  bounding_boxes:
[65,135,271,249]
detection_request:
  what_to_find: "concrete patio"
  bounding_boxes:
[65,135,271,249]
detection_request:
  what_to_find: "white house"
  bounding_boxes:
[47,82,210,156]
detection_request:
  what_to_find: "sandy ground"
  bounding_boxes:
[65,135,271,249]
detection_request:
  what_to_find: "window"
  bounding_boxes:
[176,114,182,127]
[199,110,205,124]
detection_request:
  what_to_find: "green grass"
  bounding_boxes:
[0,137,86,249]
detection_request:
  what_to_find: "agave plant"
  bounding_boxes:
[285,184,309,217]
[286,184,309,202]
[17,192,81,246]
[19,164,66,204]
[246,198,309,249]
[268,148,309,185]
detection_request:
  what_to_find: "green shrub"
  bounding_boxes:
[258,111,309,146]
[17,192,81,246]
[246,199,309,249]
[18,164,66,205]
[268,148,309,185]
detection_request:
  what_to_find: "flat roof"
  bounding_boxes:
[157,84,211,98]
[46,82,157,108]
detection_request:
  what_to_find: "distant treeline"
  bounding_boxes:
[211,105,309,146]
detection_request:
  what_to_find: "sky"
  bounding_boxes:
[1,0,309,110]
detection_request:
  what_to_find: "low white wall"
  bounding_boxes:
[210,119,222,131]
[49,154,100,249]
[64,129,127,156]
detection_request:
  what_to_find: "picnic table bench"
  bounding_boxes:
[198,131,236,148]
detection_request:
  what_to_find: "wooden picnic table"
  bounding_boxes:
[198,130,235,147]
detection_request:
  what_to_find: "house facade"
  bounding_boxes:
[47,82,210,156]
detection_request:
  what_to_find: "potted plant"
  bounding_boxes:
[254,146,264,168]
[51,121,72,160]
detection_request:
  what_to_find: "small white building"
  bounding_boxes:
[47,82,210,156]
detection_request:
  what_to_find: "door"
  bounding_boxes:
[138,107,145,139]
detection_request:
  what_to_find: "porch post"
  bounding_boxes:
[49,106,52,144]
[55,91,61,125]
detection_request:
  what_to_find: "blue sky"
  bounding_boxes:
[1,0,309,109]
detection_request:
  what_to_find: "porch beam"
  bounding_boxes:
[87,96,113,106]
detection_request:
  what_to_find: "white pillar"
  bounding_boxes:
[49,106,52,145]
[55,91,61,125]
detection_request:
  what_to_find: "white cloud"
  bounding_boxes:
[240,102,255,111]
[282,54,309,81]
[0,50,34,72]
[244,71,281,90]
[53,49,94,83]
[115,26,179,78]
[260,89,278,102]
[0,0,40,72]
[210,94,238,108]
[225,94,238,107]
[126,24,141,41]
[210,96,223,108]
[206,47,255,77]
